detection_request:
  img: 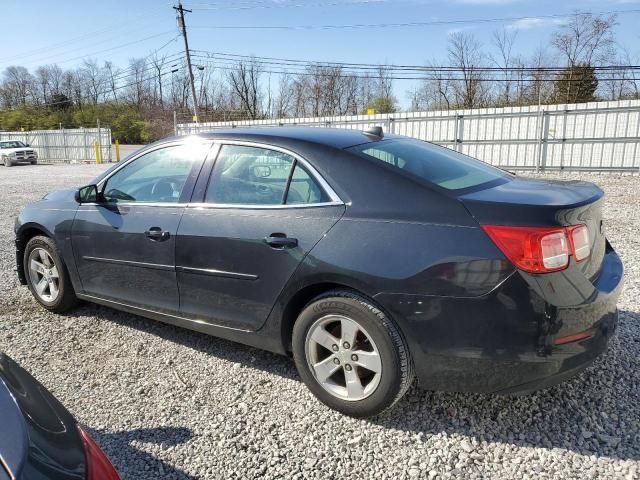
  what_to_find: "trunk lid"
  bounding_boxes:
[459,177,606,279]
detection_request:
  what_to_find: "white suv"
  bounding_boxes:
[1,140,38,167]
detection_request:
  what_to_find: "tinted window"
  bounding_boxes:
[103,145,201,203]
[348,139,508,190]
[286,164,327,204]
[206,145,328,206]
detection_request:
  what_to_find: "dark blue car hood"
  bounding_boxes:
[0,354,85,480]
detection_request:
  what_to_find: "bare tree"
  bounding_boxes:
[551,13,617,102]
[125,58,151,107]
[491,28,518,105]
[418,62,454,110]
[80,59,106,104]
[103,61,120,102]
[151,53,168,107]
[273,74,292,118]
[448,32,487,108]
[2,66,34,106]
[34,66,52,105]
[227,60,262,119]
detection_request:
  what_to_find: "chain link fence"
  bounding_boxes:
[178,99,640,172]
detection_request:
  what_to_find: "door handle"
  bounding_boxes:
[145,227,170,242]
[264,233,298,249]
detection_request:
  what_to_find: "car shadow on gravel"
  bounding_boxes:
[86,426,197,479]
[72,304,640,462]
[71,303,298,380]
[373,309,640,462]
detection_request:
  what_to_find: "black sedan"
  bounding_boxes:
[15,127,623,417]
[0,353,120,479]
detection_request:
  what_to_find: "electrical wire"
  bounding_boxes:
[0,11,168,65]
[188,8,640,30]
[190,55,640,82]
[191,50,640,74]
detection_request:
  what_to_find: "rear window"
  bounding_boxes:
[347,138,509,191]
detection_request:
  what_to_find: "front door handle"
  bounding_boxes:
[145,227,170,242]
[265,233,298,249]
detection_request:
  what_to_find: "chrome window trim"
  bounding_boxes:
[78,202,188,208]
[186,201,344,211]
[208,140,343,206]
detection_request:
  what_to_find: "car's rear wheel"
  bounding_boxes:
[292,290,414,417]
[24,236,77,312]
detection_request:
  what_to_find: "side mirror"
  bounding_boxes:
[25,143,30,147]
[75,184,99,203]
[252,165,271,178]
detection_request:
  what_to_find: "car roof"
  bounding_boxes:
[184,127,393,149]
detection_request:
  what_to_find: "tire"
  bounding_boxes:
[292,290,414,417]
[30,160,37,165]
[3,157,12,167]
[23,235,77,313]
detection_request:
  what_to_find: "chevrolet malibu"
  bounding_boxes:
[15,127,623,417]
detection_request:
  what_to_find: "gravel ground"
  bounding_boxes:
[0,163,639,480]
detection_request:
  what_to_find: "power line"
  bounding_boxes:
[188,8,640,30]
[191,57,640,82]
[9,31,177,69]
[191,50,640,74]
[0,11,168,65]
[189,0,393,11]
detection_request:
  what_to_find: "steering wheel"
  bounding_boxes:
[151,179,176,201]
[104,188,135,202]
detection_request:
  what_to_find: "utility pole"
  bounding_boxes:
[174,1,199,122]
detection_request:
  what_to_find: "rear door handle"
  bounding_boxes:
[265,233,298,249]
[145,227,170,242]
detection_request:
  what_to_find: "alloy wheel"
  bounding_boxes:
[28,248,60,302]
[305,314,382,401]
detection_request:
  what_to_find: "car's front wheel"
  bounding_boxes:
[24,235,77,313]
[3,156,12,167]
[292,290,414,417]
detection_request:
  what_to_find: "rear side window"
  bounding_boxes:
[348,139,509,191]
[206,145,329,205]
[286,164,325,204]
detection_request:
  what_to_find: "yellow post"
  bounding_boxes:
[94,142,101,164]
[115,140,121,162]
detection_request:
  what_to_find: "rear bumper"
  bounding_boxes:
[375,245,623,394]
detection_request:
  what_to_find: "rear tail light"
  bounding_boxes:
[77,427,121,480]
[569,225,591,262]
[482,224,590,274]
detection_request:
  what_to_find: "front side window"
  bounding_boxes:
[206,145,329,206]
[103,144,202,203]
[348,139,510,191]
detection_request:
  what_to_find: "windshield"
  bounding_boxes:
[0,141,27,149]
[348,138,510,191]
